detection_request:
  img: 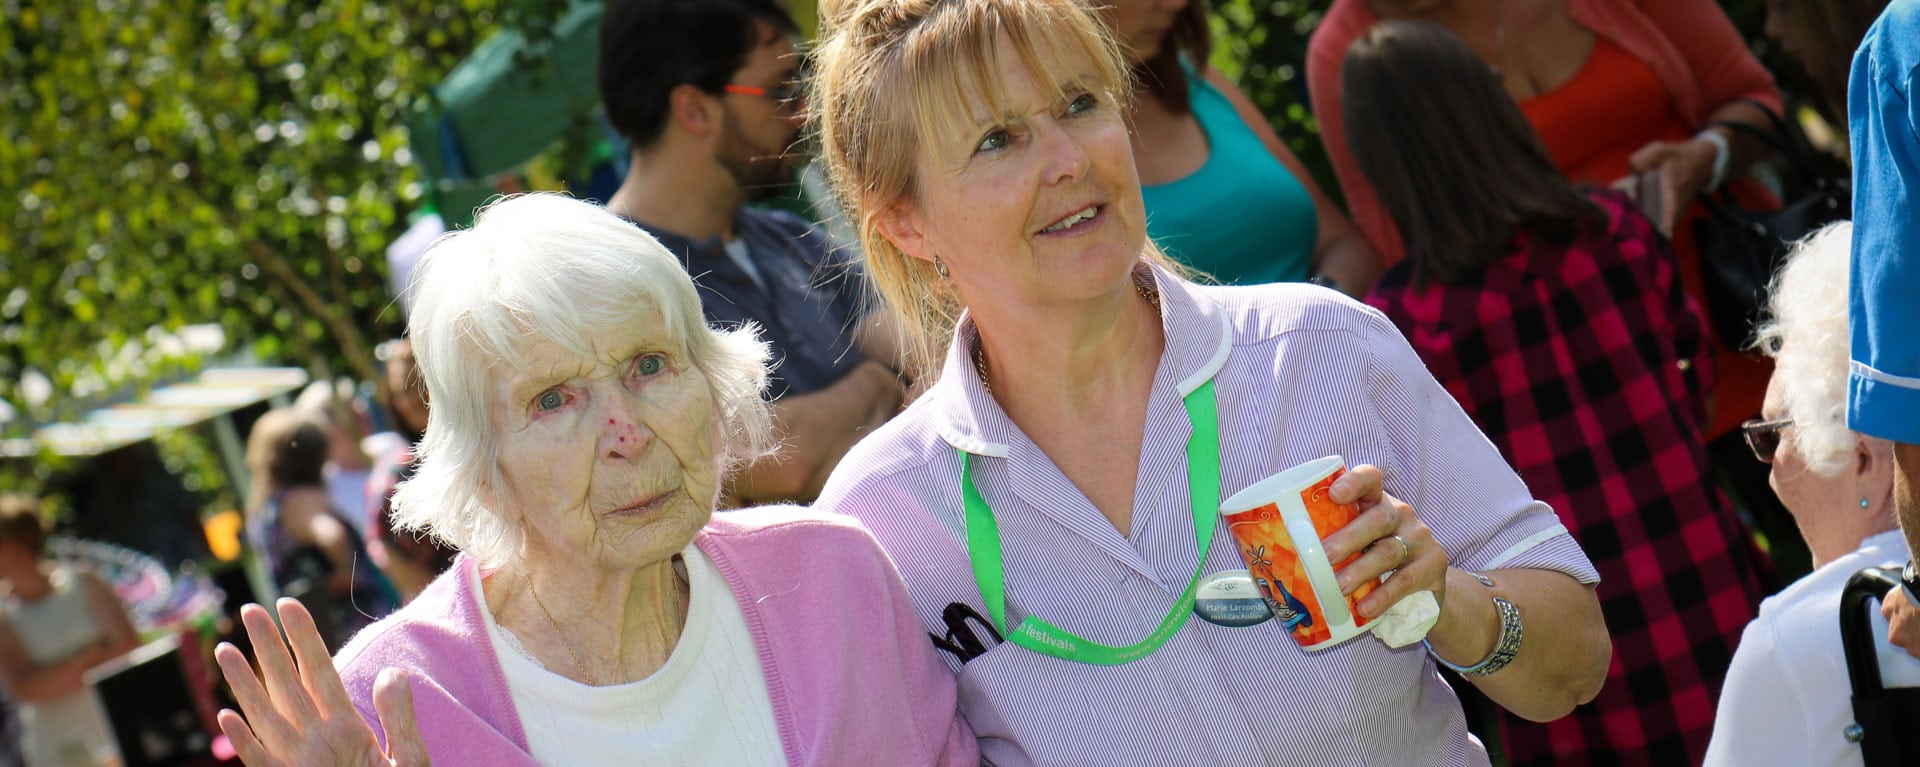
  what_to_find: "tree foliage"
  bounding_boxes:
[0,0,550,491]
[1210,0,1336,198]
[0,0,1797,498]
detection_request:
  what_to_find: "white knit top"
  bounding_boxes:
[481,545,785,766]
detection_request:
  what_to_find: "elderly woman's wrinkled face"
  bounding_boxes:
[885,36,1146,311]
[488,307,720,570]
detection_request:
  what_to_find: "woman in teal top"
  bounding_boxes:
[1105,0,1381,291]
[1142,68,1319,285]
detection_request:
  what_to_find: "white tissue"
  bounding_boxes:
[1369,589,1441,648]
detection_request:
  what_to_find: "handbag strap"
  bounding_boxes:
[1724,96,1797,142]
[1707,97,1829,187]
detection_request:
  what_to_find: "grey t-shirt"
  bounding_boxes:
[632,208,868,399]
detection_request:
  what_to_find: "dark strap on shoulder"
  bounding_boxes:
[1841,566,1904,695]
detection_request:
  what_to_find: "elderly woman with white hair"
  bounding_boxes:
[1704,221,1920,766]
[212,193,975,766]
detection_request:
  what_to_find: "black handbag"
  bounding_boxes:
[1838,566,1920,766]
[1692,106,1850,350]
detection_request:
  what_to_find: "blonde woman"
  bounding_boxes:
[807,0,1608,762]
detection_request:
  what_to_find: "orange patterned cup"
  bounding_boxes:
[1219,456,1378,651]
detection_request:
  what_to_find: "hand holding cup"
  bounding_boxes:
[1221,457,1443,650]
[1320,464,1449,621]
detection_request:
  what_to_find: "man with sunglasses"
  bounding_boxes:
[598,0,908,504]
[1846,0,1920,660]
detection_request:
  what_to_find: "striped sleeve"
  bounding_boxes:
[1359,303,1601,583]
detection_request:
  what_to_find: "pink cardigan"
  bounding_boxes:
[1307,0,1784,264]
[332,506,978,766]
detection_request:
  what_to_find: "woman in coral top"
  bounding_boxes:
[1310,0,1781,428]
[1308,0,1804,593]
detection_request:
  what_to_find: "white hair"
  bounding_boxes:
[389,193,774,568]
[1752,221,1855,476]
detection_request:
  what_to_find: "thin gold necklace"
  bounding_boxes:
[525,575,611,686]
[973,271,1161,396]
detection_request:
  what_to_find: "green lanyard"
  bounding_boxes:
[959,378,1220,666]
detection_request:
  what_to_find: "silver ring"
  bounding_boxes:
[1389,534,1411,565]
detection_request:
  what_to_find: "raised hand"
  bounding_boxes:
[214,599,430,767]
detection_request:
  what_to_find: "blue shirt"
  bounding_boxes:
[1848,0,1920,443]
[635,208,868,399]
[1140,69,1318,286]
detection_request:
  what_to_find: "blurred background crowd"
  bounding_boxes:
[0,0,1911,765]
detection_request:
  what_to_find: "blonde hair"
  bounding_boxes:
[1753,221,1863,475]
[392,193,774,568]
[814,0,1177,372]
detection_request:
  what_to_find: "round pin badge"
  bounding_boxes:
[1193,570,1274,627]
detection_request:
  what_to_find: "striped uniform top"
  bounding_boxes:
[815,266,1601,766]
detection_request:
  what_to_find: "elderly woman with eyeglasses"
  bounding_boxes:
[1704,221,1920,766]
[212,193,974,766]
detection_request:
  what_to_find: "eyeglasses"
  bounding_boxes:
[1741,418,1793,464]
[721,82,805,113]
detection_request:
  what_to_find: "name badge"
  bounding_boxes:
[1193,570,1273,627]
